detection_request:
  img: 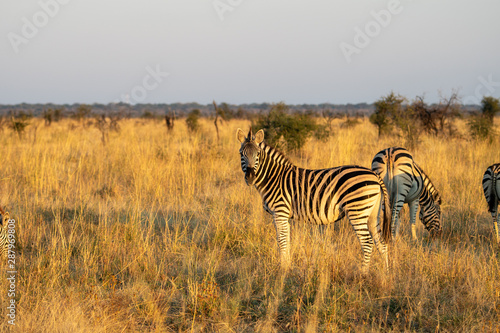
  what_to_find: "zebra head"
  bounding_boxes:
[420,193,442,237]
[237,128,264,186]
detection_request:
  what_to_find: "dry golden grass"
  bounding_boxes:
[0,117,499,332]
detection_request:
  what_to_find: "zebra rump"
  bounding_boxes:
[483,164,500,213]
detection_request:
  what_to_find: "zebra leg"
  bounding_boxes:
[361,236,374,274]
[367,198,389,273]
[273,214,291,267]
[409,199,419,240]
[349,213,374,272]
[391,205,403,237]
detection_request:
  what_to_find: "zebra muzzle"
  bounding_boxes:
[245,170,256,186]
[429,228,442,238]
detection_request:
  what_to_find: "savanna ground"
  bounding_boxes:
[0,116,499,332]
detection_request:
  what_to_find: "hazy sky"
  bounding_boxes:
[1,0,499,105]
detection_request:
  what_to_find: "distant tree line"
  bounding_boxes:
[370,92,499,148]
[1,95,497,150]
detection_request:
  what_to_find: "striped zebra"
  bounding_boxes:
[237,128,392,271]
[371,147,442,240]
[482,163,500,243]
[0,206,9,259]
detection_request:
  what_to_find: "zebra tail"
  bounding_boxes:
[377,174,392,243]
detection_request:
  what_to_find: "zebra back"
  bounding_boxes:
[414,163,441,206]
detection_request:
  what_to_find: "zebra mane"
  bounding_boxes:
[416,163,441,204]
[258,141,293,167]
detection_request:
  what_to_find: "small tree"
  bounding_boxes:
[468,96,499,141]
[217,102,234,121]
[0,116,7,132]
[43,109,53,126]
[165,109,175,131]
[433,91,461,136]
[9,112,31,139]
[186,109,201,132]
[481,96,500,121]
[94,114,109,145]
[370,92,406,137]
[108,112,122,132]
[73,105,92,123]
[53,108,64,122]
[212,101,234,143]
[412,96,438,135]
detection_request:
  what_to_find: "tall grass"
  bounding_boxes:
[0,117,499,332]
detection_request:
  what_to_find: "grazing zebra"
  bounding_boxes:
[482,163,500,243]
[371,147,442,240]
[237,128,392,271]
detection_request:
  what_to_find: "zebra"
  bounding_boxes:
[482,163,500,243]
[237,128,392,271]
[371,147,442,240]
[0,206,9,259]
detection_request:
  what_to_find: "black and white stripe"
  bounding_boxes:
[371,147,442,239]
[0,207,8,259]
[482,163,500,243]
[237,128,392,271]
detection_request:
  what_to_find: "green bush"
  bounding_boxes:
[481,96,500,121]
[186,109,201,132]
[255,103,329,152]
[9,112,31,139]
[468,115,492,140]
[370,92,406,137]
[468,96,499,141]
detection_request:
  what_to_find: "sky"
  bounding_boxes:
[1,0,499,105]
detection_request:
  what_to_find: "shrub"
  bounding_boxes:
[186,109,201,132]
[43,109,53,126]
[217,103,234,121]
[9,112,31,139]
[255,103,329,152]
[468,115,493,141]
[468,96,499,142]
[53,108,64,122]
[481,96,499,121]
[142,110,156,119]
[340,115,361,129]
[73,105,92,122]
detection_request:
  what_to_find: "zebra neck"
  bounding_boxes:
[415,163,439,205]
[253,143,294,191]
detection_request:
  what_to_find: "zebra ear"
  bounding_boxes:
[236,128,246,143]
[255,129,264,144]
